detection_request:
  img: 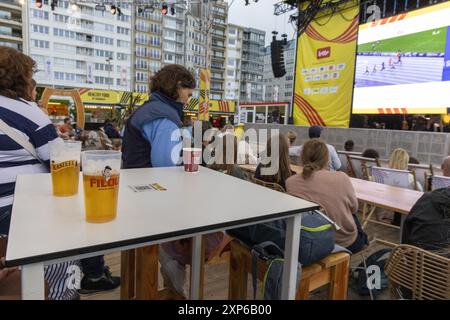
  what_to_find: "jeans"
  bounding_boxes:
[346,214,369,254]
[80,255,106,279]
[0,205,12,236]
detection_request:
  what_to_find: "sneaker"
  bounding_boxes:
[78,268,120,294]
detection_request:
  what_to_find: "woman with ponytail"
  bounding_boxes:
[286,139,368,253]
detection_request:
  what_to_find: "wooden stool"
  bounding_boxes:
[121,245,159,300]
[228,239,350,300]
[120,236,232,300]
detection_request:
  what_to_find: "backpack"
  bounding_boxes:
[351,248,391,298]
[227,210,335,299]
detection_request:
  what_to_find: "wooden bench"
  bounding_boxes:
[228,239,350,300]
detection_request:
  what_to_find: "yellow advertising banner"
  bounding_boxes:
[198,69,210,121]
[78,88,148,106]
[293,0,360,127]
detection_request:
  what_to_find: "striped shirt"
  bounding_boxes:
[1,95,79,300]
[0,95,58,209]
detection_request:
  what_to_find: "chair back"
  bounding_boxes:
[347,155,381,180]
[337,151,361,175]
[385,244,450,300]
[371,166,415,189]
[251,177,286,193]
[408,163,433,191]
[431,175,450,190]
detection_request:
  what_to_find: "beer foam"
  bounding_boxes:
[82,159,121,176]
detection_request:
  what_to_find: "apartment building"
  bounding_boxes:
[224,24,243,102]
[240,27,265,103]
[134,8,163,93]
[209,0,228,100]
[0,0,23,51]
[27,0,132,91]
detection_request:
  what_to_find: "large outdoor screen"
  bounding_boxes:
[352,2,450,114]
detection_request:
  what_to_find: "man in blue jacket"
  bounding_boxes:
[121,65,195,297]
[122,65,195,168]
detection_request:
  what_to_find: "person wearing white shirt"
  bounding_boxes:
[290,126,341,171]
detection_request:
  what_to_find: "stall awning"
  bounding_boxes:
[78,89,149,106]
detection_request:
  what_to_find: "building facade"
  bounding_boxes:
[263,39,296,103]
[162,5,185,68]
[209,0,228,100]
[134,8,163,94]
[224,24,243,102]
[240,27,266,103]
[27,0,132,91]
[0,0,23,51]
[184,11,207,99]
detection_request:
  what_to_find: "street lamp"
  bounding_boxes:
[106,56,113,90]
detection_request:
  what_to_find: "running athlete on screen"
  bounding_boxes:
[396,50,402,65]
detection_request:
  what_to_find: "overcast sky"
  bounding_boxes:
[226,0,296,46]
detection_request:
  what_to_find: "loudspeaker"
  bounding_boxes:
[270,38,287,78]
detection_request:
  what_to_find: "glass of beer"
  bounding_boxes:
[81,150,121,223]
[49,140,81,197]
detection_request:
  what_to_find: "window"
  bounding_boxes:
[31,25,49,34]
[164,53,174,62]
[117,14,130,23]
[76,61,86,69]
[117,53,130,61]
[227,58,235,67]
[54,43,76,53]
[31,9,49,20]
[229,28,236,35]
[53,13,68,23]
[228,39,236,46]
[118,40,131,48]
[96,49,113,58]
[54,58,76,68]
[227,70,235,77]
[117,26,130,35]
[95,36,114,45]
[80,5,94,16]
[32,39,50,49]
[54,72,76,81]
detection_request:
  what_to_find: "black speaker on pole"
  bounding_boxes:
[270,32,287,78]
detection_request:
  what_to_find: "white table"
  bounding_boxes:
[6,166,319,300]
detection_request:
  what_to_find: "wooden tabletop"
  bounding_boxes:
[349,177,423,214]
[239,164,423,214]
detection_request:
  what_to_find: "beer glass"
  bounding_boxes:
[49,140,81,197]
[81,150,121,223]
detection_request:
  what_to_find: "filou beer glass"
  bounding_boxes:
[81,150,121,223]
[49,140,81,197]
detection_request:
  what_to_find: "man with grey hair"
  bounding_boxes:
[442,156,450,177]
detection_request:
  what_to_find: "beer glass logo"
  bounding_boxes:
[51,160,78,172]
[102,166,113,182]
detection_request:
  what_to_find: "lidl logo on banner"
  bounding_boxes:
[317,47,331,59]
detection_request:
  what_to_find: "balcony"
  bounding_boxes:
[0,29,22,41]
[0,16,21,28]
[0,1,21,12]
[211,31,226,39]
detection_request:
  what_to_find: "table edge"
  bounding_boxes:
[5,205,320,267]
